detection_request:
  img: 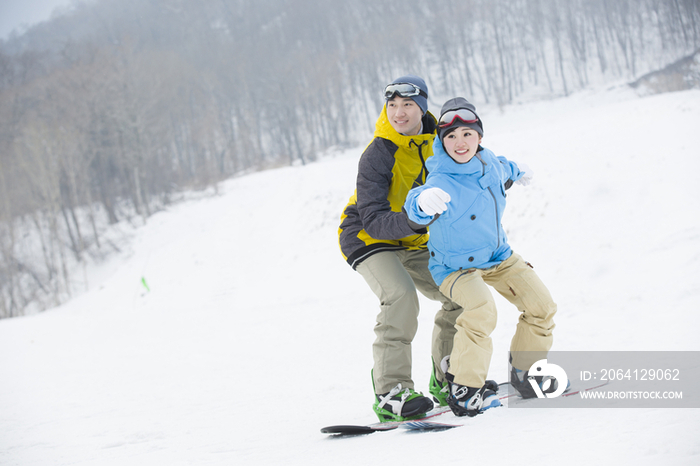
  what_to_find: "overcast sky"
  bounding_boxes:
[0,0,74,39]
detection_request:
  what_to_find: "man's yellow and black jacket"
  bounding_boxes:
[338,107,438,269]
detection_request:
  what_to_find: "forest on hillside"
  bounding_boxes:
[1,0,699,317]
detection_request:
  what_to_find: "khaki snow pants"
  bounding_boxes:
[438,253,557,388]
[356,249,462,395]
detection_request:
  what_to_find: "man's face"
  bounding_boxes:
[386,96,423,136]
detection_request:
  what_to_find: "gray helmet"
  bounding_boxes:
[437,97,483,141]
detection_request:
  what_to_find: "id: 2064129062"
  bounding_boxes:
[582,368,680,382]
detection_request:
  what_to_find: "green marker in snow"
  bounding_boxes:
[141,277,150,292]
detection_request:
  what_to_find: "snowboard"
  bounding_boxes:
[498,379,611,404]
[320,406,454,436]
[321,379,610,436]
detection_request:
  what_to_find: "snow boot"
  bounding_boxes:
[446,376,501,417]
[429,358,450,406]
[510,365,570,399]
[373,384,434,422]
[372,371,434,422]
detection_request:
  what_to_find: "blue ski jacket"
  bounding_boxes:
[404,138,523,286]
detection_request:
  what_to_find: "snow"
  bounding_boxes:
[2,85,700,465]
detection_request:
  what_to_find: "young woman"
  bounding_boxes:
[404,97,559,417]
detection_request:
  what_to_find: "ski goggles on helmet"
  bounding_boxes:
[384,82,428,99]
[438,108,479,127]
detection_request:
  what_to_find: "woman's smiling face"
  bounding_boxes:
[442,127,482,163]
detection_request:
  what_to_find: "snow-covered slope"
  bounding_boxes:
[1,86,699,465]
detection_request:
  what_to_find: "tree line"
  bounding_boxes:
[1,0,698,318]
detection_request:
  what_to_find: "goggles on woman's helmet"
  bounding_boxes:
[438,108,479,127]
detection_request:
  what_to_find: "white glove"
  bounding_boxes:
[515,162,534,186]
[417,187,451,216]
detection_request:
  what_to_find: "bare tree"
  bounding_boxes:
[1,0,699,317]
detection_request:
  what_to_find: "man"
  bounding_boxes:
[338,75,462,421]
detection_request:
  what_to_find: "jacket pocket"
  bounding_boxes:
[431,245,493,271]
[446,197,488,251]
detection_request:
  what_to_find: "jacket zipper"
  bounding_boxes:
[477,154,501,250]
[487,187,500,250]
[411,140,429,185]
